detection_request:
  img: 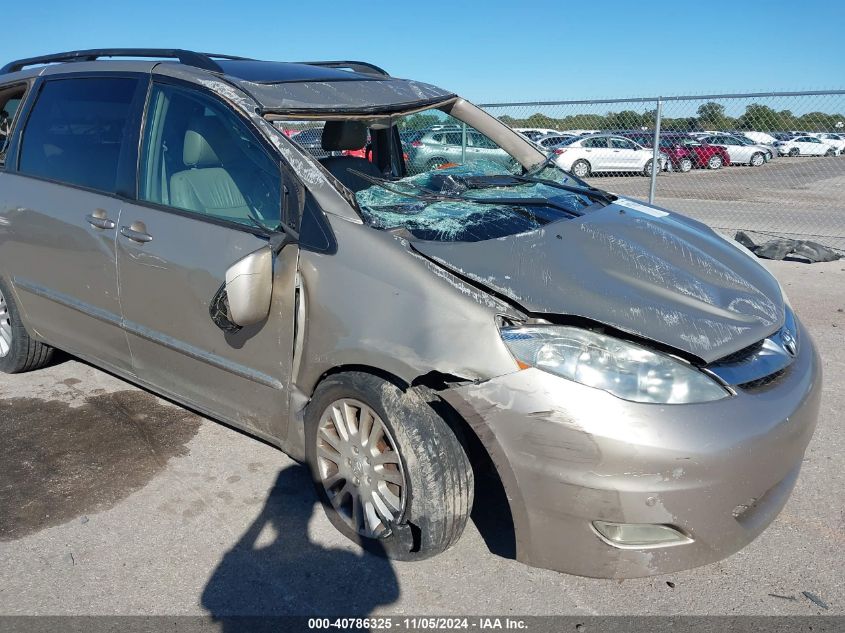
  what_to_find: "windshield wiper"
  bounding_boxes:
[510,175,617,205]
[349,170,586,217]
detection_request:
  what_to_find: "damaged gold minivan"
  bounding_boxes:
[0,50,821,578]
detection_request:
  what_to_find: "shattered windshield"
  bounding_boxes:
[282,107,608,242]
[365,111,603,242]
[356,161,597,242]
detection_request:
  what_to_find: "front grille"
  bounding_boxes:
[738,367,787,391]
[714,339,765,365]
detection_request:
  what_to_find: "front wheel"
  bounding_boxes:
[677,157,693,172]
[825,149,835,157]
[788,147,800,157]
[750,152,765,167]
[643,159,655,177]
[305,372,473,561]
[707,154,723,169]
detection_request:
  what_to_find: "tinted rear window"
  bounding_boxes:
[18,78,137,193]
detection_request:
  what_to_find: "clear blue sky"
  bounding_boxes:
[2,0,843,103]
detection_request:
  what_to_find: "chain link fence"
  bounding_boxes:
[480,90,845,252]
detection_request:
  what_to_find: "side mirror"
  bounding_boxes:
[222,246,274,328]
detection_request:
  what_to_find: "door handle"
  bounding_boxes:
[120,221,153,244]
[86,209,115,230]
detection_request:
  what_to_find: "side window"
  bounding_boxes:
[582,137,607,148]
[18,78,137,192]
[610,138,636,150]
[140,84,281,229]
[469,133,497,149]
[442,132,462,146]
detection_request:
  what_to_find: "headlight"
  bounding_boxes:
[500,326,729,404]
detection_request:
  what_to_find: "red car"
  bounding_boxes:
[622,132,730,171]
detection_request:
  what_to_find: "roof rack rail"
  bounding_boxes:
[0,48,251,75]
[298,60,390,78]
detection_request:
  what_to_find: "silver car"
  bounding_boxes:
[407,128,517,173]
[0,49,821,578]
[699,134,773,166]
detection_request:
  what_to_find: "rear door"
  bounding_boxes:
[608,137,641,170]
[805,137,825,155]
[116,80,297,439]
[0,75,144,373]
[580,136,612,171]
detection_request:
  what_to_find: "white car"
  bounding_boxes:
[807,133,845,153]
[740,131,779,146]
[552,134,664,177]
[534,132,578,148]
[774,135,838,157]
[699,134,772,166]
[514,127,562,141]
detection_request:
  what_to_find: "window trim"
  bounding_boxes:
[11,72,148,197]
[0,80,33,167]
[134,76,299,237]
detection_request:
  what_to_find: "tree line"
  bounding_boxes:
[397,102,844,133]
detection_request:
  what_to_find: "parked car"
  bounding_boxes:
[739,130,779,146]
[552,134,665,177]
[807,132,845,153]
[0,49,820,580]
[729,134,777,161]
[534,132,578,148]
[407,129,516,172]
[698,134,772,166]
[622,132,731,171]
[774,135,837,156]
[514,127,561,141]
[290,126,330,159]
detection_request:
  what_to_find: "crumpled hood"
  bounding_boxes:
[413,203,785,363]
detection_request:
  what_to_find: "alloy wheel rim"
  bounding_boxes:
[0,289,13,358]
[709,156,721,168]
[316,398,406,539]
[574,163,588,177]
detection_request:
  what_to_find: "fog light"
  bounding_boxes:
[592,521,692,549]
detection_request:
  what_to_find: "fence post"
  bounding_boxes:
[648,97,663,204]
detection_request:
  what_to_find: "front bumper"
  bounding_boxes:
[443,322,821,578]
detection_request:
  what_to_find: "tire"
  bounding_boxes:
[427,158,449,170]
[825,149,835,157]
[0,278,54,374]
[707,154,723,169]
[750,152,765,167]
[677,157,693,173]
[643,159,655,177]
[788,148,800,157]
[570,159,590,178]
[305,371,473,561]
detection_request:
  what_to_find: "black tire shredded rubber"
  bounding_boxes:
[305,371,473,561]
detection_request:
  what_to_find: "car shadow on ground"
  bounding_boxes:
[201,465,400,628]
[470,468,517,562]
